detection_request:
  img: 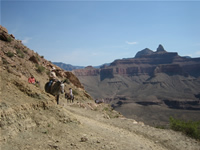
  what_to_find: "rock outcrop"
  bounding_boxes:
[134,48,154,58]
[74,66,100,76]
[156,44,167,53]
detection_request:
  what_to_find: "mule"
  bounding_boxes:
[45,80,65,104]
[65,93,74,103]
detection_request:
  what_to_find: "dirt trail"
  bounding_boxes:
[63,104,200,150]
[64,106,165,150]
[1,99,200,150]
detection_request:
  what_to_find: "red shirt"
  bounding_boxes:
[28,77,35,84]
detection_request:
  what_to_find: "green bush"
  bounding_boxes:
[73,89,78,96]
[36,56,40,62]
[7,36,12,42]
[16,49,24,58]
[169,116,200,140]
[6,51,14,57]
[64,78,70,84]
[36,64,45,73]
[2,58,8,64]
[46,70,50,76]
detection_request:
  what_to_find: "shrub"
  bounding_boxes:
[73,89,78,96]
[169,116,200,140]
[36,64,45,73]
[16,49,24,58]
[2,58,8,64]
[36,55,40,62]
[6,51,14,57]
[46,70,50,76]
[7,36,12,42]
[64,78,70,84]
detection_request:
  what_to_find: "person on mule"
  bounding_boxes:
[48,67,57,93]
[45,67,65,104]
[69,88,73,100]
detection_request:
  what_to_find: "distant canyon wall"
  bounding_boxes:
[74,55,200,80]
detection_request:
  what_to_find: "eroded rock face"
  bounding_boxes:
[100,68,114,81]
[64,71,84,89]
[156,44,166,53]
[73,45,200,111]
[0,25,8,33]
[0,25,13,42]
[29,55,39,64]
[74,47,200,78]
[74,67,100,76]
[135,48,153,58]
[154,64,183,75]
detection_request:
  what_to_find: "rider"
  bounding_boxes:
[48,67,57,91]
[69,88,73,100]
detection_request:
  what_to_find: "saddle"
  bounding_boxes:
[45,80,55,94]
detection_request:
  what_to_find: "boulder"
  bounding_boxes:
[0,25,12,42]
[29,55,39,64]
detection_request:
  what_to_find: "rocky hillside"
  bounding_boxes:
[0,24,96,112]
[0,25,93,148]
[73,44,200,126]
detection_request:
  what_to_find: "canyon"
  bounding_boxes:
[72,45,200,126]
[1,25,200,149]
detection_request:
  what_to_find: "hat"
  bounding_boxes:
[51,67,56,71]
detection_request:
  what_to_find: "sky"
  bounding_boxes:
[1,0,200,66]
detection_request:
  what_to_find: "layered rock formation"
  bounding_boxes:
[71,45,200,125]
[73,45,200,111]
[74,45,200,79]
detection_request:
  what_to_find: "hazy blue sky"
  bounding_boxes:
[1,0,200,66]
